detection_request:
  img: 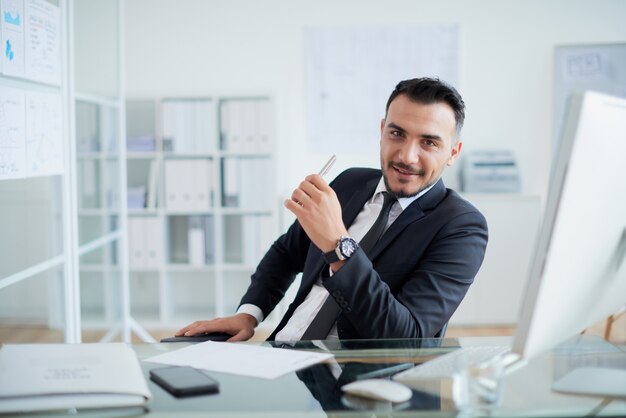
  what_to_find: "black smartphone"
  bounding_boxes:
[150,366,219,397]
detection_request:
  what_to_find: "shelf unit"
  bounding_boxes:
[125,97,280,330]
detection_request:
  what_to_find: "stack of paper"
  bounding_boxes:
[0,343,152,414]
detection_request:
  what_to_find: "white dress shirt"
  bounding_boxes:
[239,177,436,341]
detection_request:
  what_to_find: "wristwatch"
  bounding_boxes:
[323,236,358,264]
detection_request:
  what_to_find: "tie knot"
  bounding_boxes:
[381,191,396,211]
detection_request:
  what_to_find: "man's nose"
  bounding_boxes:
[398,141,421,164]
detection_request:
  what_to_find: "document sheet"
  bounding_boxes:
[0,343,151,413]
[144,341,333,379]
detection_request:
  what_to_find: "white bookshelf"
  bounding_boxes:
[125,97,280,331]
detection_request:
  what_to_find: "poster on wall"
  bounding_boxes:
[25,90,63,176]
[553,43,626,153]
[0,0,26,78]
[0,85,26,179]
[0,86,63,180]
[24,0,60,85]
[304,24,460,153]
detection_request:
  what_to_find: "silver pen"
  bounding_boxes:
[318,154,336,177]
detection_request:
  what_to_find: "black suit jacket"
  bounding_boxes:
[239,168,488,340]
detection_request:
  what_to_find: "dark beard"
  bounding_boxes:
[382,163,429,198]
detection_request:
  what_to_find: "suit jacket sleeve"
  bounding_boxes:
[323,205,488,338]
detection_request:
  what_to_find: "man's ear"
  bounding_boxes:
[447,141,463,166]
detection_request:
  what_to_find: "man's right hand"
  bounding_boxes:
[175,313,257,342]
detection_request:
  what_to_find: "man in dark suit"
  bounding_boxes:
[177,77,488,342]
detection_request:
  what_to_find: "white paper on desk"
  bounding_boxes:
[144,341,333,379]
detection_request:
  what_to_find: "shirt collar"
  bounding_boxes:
[372,176,438,210]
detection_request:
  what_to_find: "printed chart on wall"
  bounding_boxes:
[304,25,459,153]
[0,0,26,77]
[0,0,61,85]
[0,86,63,180]
[554,44,626,153]
[0,0,63,180]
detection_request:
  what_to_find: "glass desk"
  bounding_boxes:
[125,335,626,417]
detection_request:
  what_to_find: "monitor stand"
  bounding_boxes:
[552,367,626,398]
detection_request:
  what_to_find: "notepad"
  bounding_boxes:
[0,343,152,413]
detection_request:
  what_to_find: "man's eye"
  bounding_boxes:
[391,130,402,137]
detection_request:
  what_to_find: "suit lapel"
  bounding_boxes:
[367,178,447,260]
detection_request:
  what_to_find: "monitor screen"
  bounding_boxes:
[512,90,626,360]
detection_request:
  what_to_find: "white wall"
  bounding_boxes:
[125,0,626,225]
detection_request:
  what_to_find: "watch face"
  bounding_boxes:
[339,238,357,258]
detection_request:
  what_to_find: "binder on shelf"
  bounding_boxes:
[164,159,194,210]
[242,100,256,152]
[222,158,241,207]
[219,100,230,151]
[256,100,273,153]
[204,216,215,264]
[126,135,156,152]
[194,100,215,153]
[127,186,147,209]
[242,215,275,266]
[240,158,272,211]
[162,100,215,154]
[128,217,145,268]
[223,215,243,263]
[192,159,212,211]
[128,217,163,268]
[222,100,244,152]
[144,217,163,268]
[146,159,159,209]
[167,216,189,264]
[188,216,206,266]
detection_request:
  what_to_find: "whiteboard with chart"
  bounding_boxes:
[0,0,63,180]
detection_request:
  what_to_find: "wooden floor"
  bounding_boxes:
[0,314,622,344]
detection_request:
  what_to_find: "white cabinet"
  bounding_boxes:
[450,194,542,326]
[125,97,279,331]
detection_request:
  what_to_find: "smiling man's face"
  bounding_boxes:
[379,94,462,198]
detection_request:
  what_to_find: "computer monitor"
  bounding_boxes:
[511,90,626,395]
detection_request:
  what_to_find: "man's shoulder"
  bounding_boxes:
[440,188,487,225]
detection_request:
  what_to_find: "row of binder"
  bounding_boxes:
[129,214,274,268]
[220,99,273,153]
[221,158,273,210]
[136,157,274,211]
[125,97,273,155]
[164,159,214,211]
[128,217,163,269]
[162,100,216,153]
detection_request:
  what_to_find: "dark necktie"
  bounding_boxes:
[300,192,396,340]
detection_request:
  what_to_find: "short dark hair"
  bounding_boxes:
[385,77,465,136]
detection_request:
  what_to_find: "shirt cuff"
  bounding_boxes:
[237,304,264,326]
